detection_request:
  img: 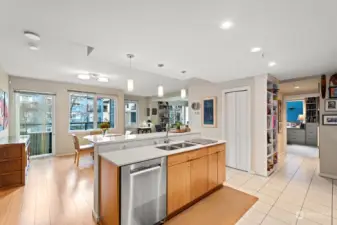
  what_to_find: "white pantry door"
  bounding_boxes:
[225,90,249,172]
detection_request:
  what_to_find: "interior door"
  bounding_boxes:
[225,92,236,168]
[235,91,249,171]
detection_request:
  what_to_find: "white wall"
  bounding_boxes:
[188,75,285,176]
[0,66,9,138]
[8,76,125,155]
[319,75,337,178]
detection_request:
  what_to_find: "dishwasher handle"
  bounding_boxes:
[130,163,162,176]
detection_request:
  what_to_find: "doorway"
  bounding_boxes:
[15,92,55,157]
[223,88,250,172]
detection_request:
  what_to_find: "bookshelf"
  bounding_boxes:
[267,79,279,176]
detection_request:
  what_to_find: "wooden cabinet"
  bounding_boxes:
[217,150,225,184]
[208,153,218,191]
[167,162,191,214]
[190,156,208,200]
[0,139,29,189]
[167,143,226,215]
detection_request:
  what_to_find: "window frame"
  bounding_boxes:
[124,100,138,127]
[68,92,118,132]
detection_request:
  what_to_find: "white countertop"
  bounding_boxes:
[84,131,201,145]
[99,139,226,166]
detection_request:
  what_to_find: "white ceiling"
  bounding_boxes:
[0,0,337,96]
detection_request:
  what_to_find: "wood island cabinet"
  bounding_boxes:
[190,156,208,200]
[167,143,226,216]
[208,153,218,191]
[167,162,191,214]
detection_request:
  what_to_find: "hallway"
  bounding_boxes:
[230,145,336,225]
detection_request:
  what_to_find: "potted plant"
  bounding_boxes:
[175,121,182,131]
[99,122,110,136]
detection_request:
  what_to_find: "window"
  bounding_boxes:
[125,101,137,127]
[97,97,115,128]
[69,92,116,131]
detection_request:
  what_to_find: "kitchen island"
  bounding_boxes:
[98,139,226,225]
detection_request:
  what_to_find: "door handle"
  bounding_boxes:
[130,165,161,176]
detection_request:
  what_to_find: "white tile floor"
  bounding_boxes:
[229,145,336,225]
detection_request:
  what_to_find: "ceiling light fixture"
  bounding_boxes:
[77,74,90,80]
[127,54,135,92]
[28,43,39,51]
[268,61,276,67]
[158,85,164,97]
[24,31,41,41]
[157,64,164,97]
[294,86,300,89]
[181,89,186,99]
[97,77,109,82]
[251,47,262,53]
[127,79,134,92]
[220,21,234,30]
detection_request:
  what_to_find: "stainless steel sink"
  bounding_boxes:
[156,142,196,151]
[171,142,195,148]
[156,145,178,151]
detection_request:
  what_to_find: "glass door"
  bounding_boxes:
[17,92,55,157]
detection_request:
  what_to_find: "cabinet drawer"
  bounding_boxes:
[0,171,23,188]
[168,148,208,167]
[0,146,22,161]
[0,160,23,174]
[186,148,208,161]
[208,144,225,155]
[168,153,190,167]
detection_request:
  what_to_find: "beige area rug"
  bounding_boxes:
[165,186,258,225]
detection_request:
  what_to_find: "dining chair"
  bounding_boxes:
[89,130,103,135]
[72,134,94,167]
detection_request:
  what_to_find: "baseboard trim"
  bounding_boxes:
[319,172,337,180]
[92,210,100,223]
[55,153,75,157]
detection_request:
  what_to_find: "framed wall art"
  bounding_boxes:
[202,97,217,127]
[322,114,337,125]
[0,90,4,131]
[325,99,337,111]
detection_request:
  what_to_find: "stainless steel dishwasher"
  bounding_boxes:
[121,157,167,225]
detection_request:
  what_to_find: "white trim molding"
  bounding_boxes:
[221,86,252,173]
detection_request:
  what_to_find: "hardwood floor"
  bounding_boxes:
[0,155,95,225]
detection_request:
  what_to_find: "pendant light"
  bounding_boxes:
[157,64,164,97]
[158,85,164,97]
[127,54,135,92]
[180,71,187,99]
[181,89,186,99]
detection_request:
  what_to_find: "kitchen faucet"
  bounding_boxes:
[164,123,170,144]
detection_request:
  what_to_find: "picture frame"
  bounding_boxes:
[322,114,337,125]
[328,87,337,98]
[0,90,4,131]
[202,97,217,127]
[325,99,337,111]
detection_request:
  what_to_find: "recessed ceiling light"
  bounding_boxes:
[77,74,90,80]
[251,47,262,53]
[294,86,300,89]
[268,61,276,67]
[97,77,109,82]
[220,21,234,30]
[24,31,41,41]
[28,44,39,51]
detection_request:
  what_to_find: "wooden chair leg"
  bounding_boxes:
[74,152,77,164]
[76,152,80,167]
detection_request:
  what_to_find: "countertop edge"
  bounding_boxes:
[99,140,226,167]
